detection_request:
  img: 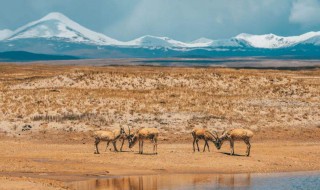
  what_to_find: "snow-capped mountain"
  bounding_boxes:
[124,35,188,47]
[0,12,319,59]
[0,29,12,40]
[299,35,320,46]
[1,12,320,49]
[235,32,320,48]
[5,12,122,45]
[210,38,249,48]
[189,38,213,47]
[124,35,223,48]
[123,36,248,48]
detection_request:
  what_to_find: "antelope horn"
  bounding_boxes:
[214,131,219,139]
[207,131,218,141]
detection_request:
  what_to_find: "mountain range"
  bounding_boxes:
[0,12,320,59]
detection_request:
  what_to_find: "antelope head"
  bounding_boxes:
[213,131,222,150]
[128,128,139,149]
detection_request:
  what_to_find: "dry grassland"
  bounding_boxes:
[0,63,320,189]
[0,64,319,140]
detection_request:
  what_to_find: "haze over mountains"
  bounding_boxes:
[0,12,320,59]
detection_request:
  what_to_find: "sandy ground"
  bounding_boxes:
[0,62,319,189]
[0,137,320,189]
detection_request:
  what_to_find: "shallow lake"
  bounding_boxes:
[67,171,320,190]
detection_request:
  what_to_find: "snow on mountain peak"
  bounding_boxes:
[124,35,217,48]
[40,12,71,22]
[0,29,13,40]
[124,35,189,47]
[297,31,320,40]
[189,38,213,47]
[2,12,320,49]
[191,37,213,43]
[235,33,253,39]
[7,12,121,45]
[235,32,320,48]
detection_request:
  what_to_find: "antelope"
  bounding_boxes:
[105,127,133,152]
[128,127,159,154]
[192,128,219,152]
[93,126,125,154]
[215,128,254,156]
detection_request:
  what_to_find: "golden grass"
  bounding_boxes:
[0,64,319,135]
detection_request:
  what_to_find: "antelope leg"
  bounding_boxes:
[120,139,125,152]
[230,140,234,155]
[245,139,251,156]
[196,139,200,152]
[193,138,196,152]
[155,138,158,154]
[105,141,110,152]
[141,140,144,154]
[112,141,118,152]
[94,138,100,154]
[203,141,207,152]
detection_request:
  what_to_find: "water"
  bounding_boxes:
[67,171,320,190]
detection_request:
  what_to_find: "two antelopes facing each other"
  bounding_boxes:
[128,127,159,154]
[104,127,133,152]
[94,126,159,155]
[192,128,218,152]
[192,128,254,156]
[93,127,130,154]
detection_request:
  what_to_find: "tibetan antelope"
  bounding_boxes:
[215,128,254,156]
[128,127,159,154]
[192,128,219,152]
[93,126,125,154]
[105,127,133,152]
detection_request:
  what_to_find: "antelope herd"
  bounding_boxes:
[94,127,253,156]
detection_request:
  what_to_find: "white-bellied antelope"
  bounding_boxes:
[192,128,219,152]
[93,126,125,154]
[215,128,254,156]
[105,127,133,152]
[128,127,159,154]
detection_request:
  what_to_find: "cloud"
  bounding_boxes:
[289,0,320,27]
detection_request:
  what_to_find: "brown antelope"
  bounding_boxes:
[105,127,133,152]
[93,126,125,154]
[192,128,219,152]
[128,127,159,154]
[215,128,254,156]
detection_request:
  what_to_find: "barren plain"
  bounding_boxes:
[0,62,320,189]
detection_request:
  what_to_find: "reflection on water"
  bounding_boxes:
[67,172,320,190]
[68,174,251,190]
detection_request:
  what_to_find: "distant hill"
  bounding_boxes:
[0,51,79,62]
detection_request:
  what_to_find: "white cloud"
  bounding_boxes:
[289,0,320,26]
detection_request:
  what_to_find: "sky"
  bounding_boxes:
[0,0,320,41]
